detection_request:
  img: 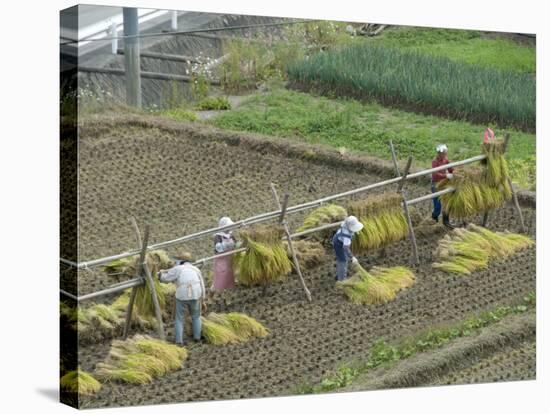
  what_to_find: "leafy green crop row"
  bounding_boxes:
[287,44,535,131]
[297,293,535,393]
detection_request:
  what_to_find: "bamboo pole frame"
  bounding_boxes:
[60,153,489,270]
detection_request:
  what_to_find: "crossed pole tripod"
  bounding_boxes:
[123,218,165,340]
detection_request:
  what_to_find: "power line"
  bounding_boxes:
[60,19,317,46]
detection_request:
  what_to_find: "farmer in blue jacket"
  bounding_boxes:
[332,216,364,281]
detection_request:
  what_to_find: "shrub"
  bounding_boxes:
[195,96,232,111]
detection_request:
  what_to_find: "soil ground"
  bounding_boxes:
[67,115,536,408]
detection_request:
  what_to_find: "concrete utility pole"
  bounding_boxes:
[123,7,141,107]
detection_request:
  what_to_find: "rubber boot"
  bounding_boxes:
[443,214,455,229]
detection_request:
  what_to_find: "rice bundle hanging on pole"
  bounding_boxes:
[283,239,326,269]
[103,250,174,317]
[234,225,292,286]
[347,193,409,254]
[336,262,415,305]
[437,139,512,219]
[200,312,269,345]
[432,224,534,275]
[297,204,347,239]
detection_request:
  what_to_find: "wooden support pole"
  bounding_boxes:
[271,184,312,302]
[390,150,420,265]
[140,225,166,340]
[123,217,147,339]
[508,177,526,233]
[501,133,526,233]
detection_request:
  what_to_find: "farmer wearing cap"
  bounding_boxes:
[212,216,238,291]
[158,251,206,346]
[432,144,455,229]
[332,216,364,281]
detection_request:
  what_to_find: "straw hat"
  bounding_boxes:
[173,250,194,262]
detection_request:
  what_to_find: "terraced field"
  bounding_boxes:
[63,114,535,408]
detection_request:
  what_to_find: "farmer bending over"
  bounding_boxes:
[431,144,455,229]
[332,216,364,281]
[158,251,206,346]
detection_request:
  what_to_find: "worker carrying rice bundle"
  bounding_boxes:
[158,251,206,346]
[332,216,364,281]
[212,216,238,292]
[431,144,455,229]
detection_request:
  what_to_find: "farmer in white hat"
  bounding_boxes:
[332,216,364,281]
[158,251,206,346]
[432,144,455,229]
[212,216,238,291]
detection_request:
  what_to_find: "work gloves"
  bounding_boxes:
[446,173,454,179]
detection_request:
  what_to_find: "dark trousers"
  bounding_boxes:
[431,183,442,219]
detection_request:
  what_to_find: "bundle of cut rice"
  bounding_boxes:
[432,224,534,275]
[347,193,409,254]
[336,262,415,305]
[235,225,292,286]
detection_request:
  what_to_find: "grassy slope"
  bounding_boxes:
[367,27,535,73]
[210,89,535,189]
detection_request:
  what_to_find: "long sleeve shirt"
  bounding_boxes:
[335,224,355,259]
[160,262,205,301]
[431,156,454,183]
[214,232,236,253]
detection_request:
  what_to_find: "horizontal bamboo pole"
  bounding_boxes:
[405,187,455,206]
[60,183,467,302]
[60,154,486,270]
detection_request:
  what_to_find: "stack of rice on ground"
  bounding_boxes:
[95,334,188,384]
[201,312,269,345]
[337,262,415,305]
[347,193,409,254]
[234,225,292,286]
[432,224,534,275]
[60,368,102,396]
[437,139,512,219]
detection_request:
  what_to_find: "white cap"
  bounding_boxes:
[218,216,234,228]
[345,216,364,232]
[436,144,448,153]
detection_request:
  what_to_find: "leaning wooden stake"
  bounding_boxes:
[271,183,312,302]
[501,133,526,233]
[392,152,420,265]
[142,225,166,340]
[123,217,146,339]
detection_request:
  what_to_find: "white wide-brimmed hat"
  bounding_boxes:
[436,144,448,153]
[345,215,364,232]
[218,216,234,228]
